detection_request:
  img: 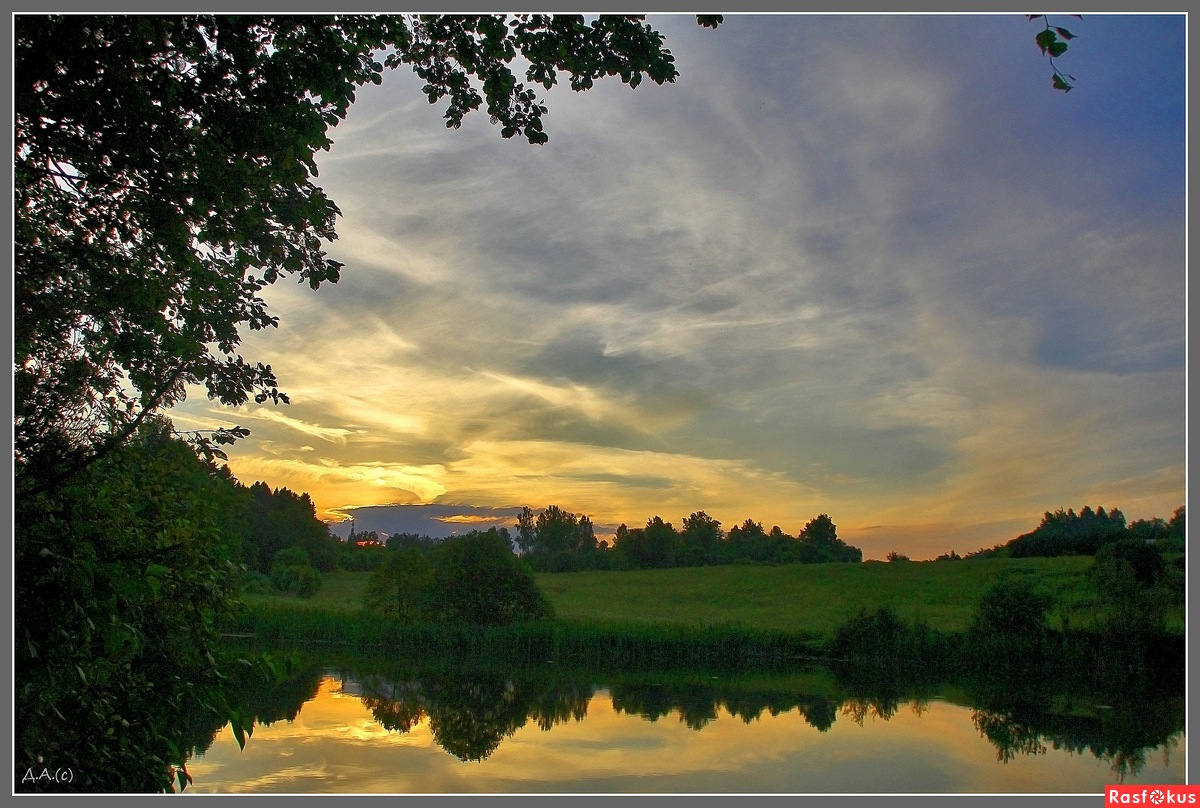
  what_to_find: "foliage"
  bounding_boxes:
[1027,14,1081,92]
[613,517,683,569]
[516,505,602,571]
[969,504,1184,561]
[429,530,555,625]
[336,542,388,571]
[966,577,1055,664]
[365,548,435,621]
[357,529,556,625]
[1090,540,1170,636]
[243,483,337,574]
[829,607,945,664]
[1006,506,1129,558]
[680,511,723,565]
[15,418,243,792]
[269,547,322,599]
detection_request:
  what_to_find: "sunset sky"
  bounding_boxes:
[169,14,1186,560]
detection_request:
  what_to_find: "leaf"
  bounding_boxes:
[1034,29,1057,55]
[1052,73,1073,92]
[1054,27,1076,40]
[230,713,247,750]
[1048,41,1069,58]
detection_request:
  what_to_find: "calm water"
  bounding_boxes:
[183,657,1185,793]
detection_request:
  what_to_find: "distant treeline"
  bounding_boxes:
[346,508,862,572]
[510,506,862,571]
[963,505,1185,560]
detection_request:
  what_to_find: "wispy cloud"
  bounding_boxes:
[169,15,1185,556]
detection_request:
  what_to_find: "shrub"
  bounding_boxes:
[269,547,321,598]
[237,569,274,595]
[1091,540,1169,635]
[293,565,321,599]
[428,530,554,625]
[966,577,1054,665]
[830,607,943,664]
[366,548,435,620]
[969,576,1054,638]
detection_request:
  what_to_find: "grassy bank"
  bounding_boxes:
[241,556,1162,638]
[535,557,1113,636]
[224,605,825,670]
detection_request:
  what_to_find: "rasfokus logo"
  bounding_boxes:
[1107,786,1198,805]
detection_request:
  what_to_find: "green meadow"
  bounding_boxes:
[238,555,1184,640]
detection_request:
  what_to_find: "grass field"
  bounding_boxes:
[534,557,1105,636]
[236,556,1172,639]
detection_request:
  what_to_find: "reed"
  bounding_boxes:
[224,603,826,671]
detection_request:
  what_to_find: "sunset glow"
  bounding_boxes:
[168,14,1185,560]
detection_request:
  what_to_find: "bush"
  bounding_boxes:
[269,547,321,598]
[1092,539,1165,590]
[428,530,554,625]
[1091,540,1169,635]
[293,565,321,599]
[237,569,274,595]
[969,576,1054,638]
[966,577,1054,665]
[336,544,386,571]
[366,548,435,620]
[830,607,944,663]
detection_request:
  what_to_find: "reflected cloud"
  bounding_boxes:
[187,663,1185,794]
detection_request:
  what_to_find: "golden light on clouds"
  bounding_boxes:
[165,15,1183,556]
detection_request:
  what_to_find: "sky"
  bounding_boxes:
[170,14,1186,560]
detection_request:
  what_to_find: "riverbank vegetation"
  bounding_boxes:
[239,552,1184,638]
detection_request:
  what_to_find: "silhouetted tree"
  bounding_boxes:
[680,511,723,566]
[516,505,600,571]
[428,529,553,625]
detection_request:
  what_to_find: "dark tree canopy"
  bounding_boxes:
[13,13,722,492]
[13,15,719,791]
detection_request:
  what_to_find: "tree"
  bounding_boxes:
[366,547,435,621]
[15,417,245,791]
[243,483,337,573]
[967,577,1055,665]
[1090,539,1169,636]
[680,511,723,565]
[268,546,321,598]
[797,514,862,563]
[515,504,599,570]
[14,14,722,492]
[641,516,682,568]
[428,529,553,625]
[14,15,720,790]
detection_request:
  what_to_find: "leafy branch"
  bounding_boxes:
[1028,14,1081,92]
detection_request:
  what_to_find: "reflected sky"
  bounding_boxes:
[185,676,1184,794]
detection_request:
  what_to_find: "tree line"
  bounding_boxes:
[962,505,1185,560]
[515,505,864,571]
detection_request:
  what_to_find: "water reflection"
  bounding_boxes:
[185,654,1183,792]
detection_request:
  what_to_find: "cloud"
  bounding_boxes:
[326,504,525,538]
[167,15,1184,557]
[234,407,359,444]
